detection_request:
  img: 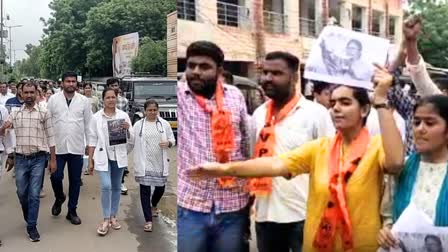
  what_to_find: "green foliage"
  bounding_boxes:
[83,0,175,77]
[131,37,167,75]
[20,0,175,80]
[16,44,43,78]
[409,0,448,68]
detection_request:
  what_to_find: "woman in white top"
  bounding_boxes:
[133,100,175,232]
[87,88,134,236]
[378,95,448,250]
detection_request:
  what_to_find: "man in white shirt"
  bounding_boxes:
[0,82,14,106]
[47,71,92,225]
[312,81,333,109]
[252,52,334,252]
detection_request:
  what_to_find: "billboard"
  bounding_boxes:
[112,32,139,77]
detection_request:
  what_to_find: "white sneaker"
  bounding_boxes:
[121,183,128,195]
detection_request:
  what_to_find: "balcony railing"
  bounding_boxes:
[177,0,196,21]
[352,27,367,33]
[217,1,250,29]
[263,10,288,34]
[371,31,382,37]
[299,17,318,37]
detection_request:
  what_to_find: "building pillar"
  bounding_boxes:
[339,0,351,29]
[368,0,372,34]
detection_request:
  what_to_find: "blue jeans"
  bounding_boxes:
[50,154,83,211]
[177,206,249,252]
[256,221,304,252]
[15,152,46,228]
[97,160,124,218]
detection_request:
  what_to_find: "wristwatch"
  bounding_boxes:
[373,102,390,110]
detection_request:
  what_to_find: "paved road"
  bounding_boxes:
[0,148,177,252]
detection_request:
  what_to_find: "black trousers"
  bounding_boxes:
[255,221,305,252]
[139,184,165,222]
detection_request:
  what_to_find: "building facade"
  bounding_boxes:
[171,0,404,79]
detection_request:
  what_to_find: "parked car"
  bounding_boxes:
[120,74,177,135]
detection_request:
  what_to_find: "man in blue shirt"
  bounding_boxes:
[5,81,24,112]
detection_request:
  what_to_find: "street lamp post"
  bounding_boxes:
[5,25,23,67]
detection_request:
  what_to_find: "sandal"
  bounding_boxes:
[110,218,122,230]
[97,221,109,236]
[152,207,161,217]
[143,222,153,232]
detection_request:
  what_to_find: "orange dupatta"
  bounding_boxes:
[313,128,370,252]
[194,80,236,187]
[248,95,300,196]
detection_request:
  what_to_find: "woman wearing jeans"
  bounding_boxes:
[88,88,134,236]
[133,100,175,232]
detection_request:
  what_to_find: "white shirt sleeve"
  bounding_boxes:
[84,98,93,144]
[88,115,98,147]
[406,56,442,96]
[316,104,335,138]
[164,120,176,146]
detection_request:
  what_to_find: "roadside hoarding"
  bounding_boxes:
[112,32,139,77]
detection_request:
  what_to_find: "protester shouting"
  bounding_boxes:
[191,65,405,252]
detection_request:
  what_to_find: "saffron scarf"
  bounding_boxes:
[248,95,300,196]
[313,128,370,252]
[393,153,448,226]
[194,80,236,187]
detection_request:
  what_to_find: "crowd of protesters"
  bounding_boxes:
[178,15,448,252]
[0,73,175,245]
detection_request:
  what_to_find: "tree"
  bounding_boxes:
[17,43,42,78]
[83,0,175,77]
[39,0,105,80]
[409,0,448,68]
[33,0,175,79]
[131,37,167,75]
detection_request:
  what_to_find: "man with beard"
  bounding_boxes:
[0,82,56,242]
[47,71,92,225]
[177,41,251,252]
[251,52,333,252]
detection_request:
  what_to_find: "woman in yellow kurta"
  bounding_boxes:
[191,65,405,252]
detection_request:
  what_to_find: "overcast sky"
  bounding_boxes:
[4,0,52,62]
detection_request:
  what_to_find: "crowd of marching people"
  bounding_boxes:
[178,15,447,252]
[0,72,175,245]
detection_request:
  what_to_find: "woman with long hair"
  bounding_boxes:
[190,65,405,251]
